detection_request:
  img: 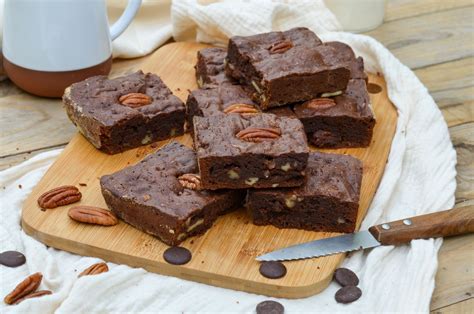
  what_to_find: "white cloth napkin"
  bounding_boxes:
[0,0,456,312]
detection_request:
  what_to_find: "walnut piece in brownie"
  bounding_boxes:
[294,79,375,148]
[225,27,351,109]
[247,152,362,233]
[100,142,245,245]
[193,113,308,190]
[63,71,185,154]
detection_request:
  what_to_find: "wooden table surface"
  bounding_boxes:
[0,0,472,312]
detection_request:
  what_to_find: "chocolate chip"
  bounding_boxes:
[256,300,284,314]
[0,251,26,267]
[334,268,359,286]
[163,247,191,265]
[335,286,362,303]
[367,83,382,94]
[259,261,287,279]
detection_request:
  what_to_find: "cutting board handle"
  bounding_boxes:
[368,205,474,245]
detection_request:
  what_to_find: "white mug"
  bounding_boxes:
[324,0,386,33]
[3,0,142,97]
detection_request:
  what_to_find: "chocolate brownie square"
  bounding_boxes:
[63,71,185,154]
[186,83,297,132]
[195,47,235,88]
[100,141,245,246]
[186,84,260,132]
[293,79,375,148]
[193,113,308,190]
[225,27,351,109]
[325,41,368,83]
[247,152,362,233]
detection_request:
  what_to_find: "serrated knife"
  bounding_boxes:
[256,205,474,262]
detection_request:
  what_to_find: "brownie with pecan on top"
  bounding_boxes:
[100,141,245,245]
[63,71,185,154]
[294,79,375,148]
[225,27,351,109]
[193,113,308,190]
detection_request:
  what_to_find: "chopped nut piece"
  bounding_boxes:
[178,173,202,190]
[245,177,259,186]
[285,195,298,208]
[281,162,292,172]
[187,219,204,232]
[227,169,240,179]
[320,90,343,98]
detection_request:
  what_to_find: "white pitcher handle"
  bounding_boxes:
[110,0,142,41]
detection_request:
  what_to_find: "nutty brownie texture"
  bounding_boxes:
[294,79,375,148]
[186,83,298,132]
[225,27,351,109]
[193,113,308,190]
[247,152,362,233]
[63,71,185,154]
[100,141,245,246]
[195,47,235,88]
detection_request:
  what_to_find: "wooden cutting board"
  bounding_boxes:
[21,42,397,298]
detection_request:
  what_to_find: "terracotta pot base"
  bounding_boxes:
[3,57,113,98]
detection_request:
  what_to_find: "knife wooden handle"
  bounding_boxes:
[368,205,474,245]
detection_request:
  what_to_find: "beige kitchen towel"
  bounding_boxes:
[110,0,341,57]
[0,0,456,313]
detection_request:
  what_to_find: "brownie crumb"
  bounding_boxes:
[18,184,22,189]
[78,183,87,187]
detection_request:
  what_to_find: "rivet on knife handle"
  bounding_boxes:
[368,205,474,246]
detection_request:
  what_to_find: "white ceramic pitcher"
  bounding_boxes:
[3,0,142,97]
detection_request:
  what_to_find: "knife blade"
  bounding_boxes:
[256,205,474,262]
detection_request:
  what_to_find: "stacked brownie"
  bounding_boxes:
[188,29,375,148]
[185,28,370,237]
[64,27,372,246]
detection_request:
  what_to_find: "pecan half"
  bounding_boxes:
[268,40,293,54]
[68,206,118,226]
[13,290,52,305]
[37,186,82,209]
[305,98,337,110]
[4,272,42,305]
[178,173,202,190]
[78,262,109,278]
[118,93,152,108]
[223,104,259,116]
[236,127,282,142]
